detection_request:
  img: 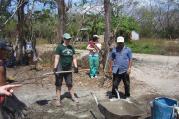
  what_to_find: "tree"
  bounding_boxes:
[103,0,111,72]
[112,16,140,41]
[16,0,28,64]
[136,0,179,38]
[0,0,11,37]
[55,0,66,43]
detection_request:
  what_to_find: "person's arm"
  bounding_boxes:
[108,51,113,75]
[127,59,132,74]
[73,54,78,68]
[54,45,60,72]
[86,44,94,51]
[54,55,60,69]
[128,59,132,69]
[93,43,101,52]
[127,49,132,74]
[0,65,6,86]
[109,59,113,74]
[73,54,78,73]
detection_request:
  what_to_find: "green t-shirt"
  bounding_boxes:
[55,44,75,69]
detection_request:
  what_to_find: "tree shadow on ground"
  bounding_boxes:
[0,94,27,119]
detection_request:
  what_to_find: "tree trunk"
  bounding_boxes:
[16,0,26,65]
[99,0,111,87]
[103,0,111,69]
[56,0,66,43]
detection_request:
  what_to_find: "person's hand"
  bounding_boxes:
[0,84,21,96]
[74,67,78,73]
[109,68,112,76]
[53,68,57,74]
[127,68,131,75]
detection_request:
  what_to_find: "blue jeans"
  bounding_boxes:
[88,54,99,77]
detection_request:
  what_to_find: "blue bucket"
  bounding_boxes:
[151,97,178,119]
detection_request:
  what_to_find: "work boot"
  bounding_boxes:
[71,95,79,103]
[52,96,62,107]
[54,100,62,107]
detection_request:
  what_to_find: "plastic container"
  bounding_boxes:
[151,97,178,119]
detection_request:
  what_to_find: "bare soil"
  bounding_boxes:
[5,50,179,119]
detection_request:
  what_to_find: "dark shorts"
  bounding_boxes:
[55,72,73,87]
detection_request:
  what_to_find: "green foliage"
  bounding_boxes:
[81,43,88,50]
[138,7,154,37]
[112,16,140,41]
[66,14,81,36]
[66,14,104,40]
[32,10,57,43]
[73,42,88,50]
[0,0,11,23]
[126,39,179,55]
[127,40,160,54]
[3,20,16,38]
[0,0,11,37]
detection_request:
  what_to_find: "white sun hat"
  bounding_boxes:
[93,35,99,39]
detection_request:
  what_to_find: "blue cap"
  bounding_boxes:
[63,33,72,40]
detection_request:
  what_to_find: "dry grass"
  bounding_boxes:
[40,51,54,67]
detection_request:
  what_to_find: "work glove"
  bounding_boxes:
[74,67,78,73]
[53,68,57,74]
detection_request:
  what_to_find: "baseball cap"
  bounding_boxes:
[0,41,11,50]
[117,36,124,43]
[63,33,72,40]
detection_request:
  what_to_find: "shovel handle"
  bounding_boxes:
[43,69,90,76]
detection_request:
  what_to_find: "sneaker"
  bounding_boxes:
[72,97,79,103]
[109,97,120,102]
[90,76,94,79]
[125,97,132,103]
[94,75,98,78]
[53,100,62,107]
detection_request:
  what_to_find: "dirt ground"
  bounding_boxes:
[5,51,179,119]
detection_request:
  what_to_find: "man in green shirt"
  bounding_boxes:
[53,33,78,106]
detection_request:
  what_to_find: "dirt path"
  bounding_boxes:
[132,54,179,96]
